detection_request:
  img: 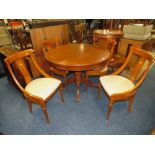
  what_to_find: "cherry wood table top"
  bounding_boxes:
[45,43,110,71]
[93,29,123,37]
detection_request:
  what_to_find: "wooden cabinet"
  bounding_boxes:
[29,20,72,77]
[118,38,149,56]
[118,38,150,70]
[30,28,44,56]
[30,24,70,56]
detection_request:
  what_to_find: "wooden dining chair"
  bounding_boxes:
[43,38,60,52]
[75,23,86,43]
[109,48,129,71]
[85,37,117,89]
[4,49,64,123]
[108,41,131,71]
[98,46,154,120]
[43,38,69,88]
[93,32,125,71]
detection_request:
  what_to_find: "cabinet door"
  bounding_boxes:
[118,38,145,56]
[118,38,147,70]
[30,28,44,56]
[42,24,69,44]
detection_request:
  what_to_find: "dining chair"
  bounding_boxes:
[98,46,154,120]
[43,38,60,52]
[108,53,126,71]
[93,32,125,71]
[109,42,128,71]
[85,37,117,89]
[43,38,69,88]
[75,23,86,43]
[4,49,64,123]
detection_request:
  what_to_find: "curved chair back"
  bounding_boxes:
[43,37,61,53]
[93,35,107,48]
[105,37,117,58]
[75,23,86,43]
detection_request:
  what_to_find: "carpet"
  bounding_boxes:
[0,64,155,135]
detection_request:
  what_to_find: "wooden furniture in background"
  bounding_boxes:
[0,47,25,84]
[8,29,32,50]
[93,29,123,54]
[5,50,64,123]
[118,38,150,71]
[30,24,70,56]
[43,38,61,52]
[141,38,155,52]
[43,38,69,88]
[93,29,125,70]
[99,46,154,120]
[75,23,86,43]
[29,21,71,77]
[102,19,153,30]
[118,38,150,57]
[45,44,110,102]
[93,29,123,42]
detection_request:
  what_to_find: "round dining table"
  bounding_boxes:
[45,43,110,102]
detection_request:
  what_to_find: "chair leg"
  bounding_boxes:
[106,100,113,120]
[26,98,32,112]
[85,73,88,91]
[64,74,68,90]
[50,69,54,77]
[128,94,135,113]
[98,81,101,99]
[41,105,49,123]
[59,84,64,103]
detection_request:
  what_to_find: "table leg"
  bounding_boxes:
[74,72,82,103]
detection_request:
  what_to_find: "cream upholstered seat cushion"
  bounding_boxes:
[25,78,61,100]
[99,75,134,96]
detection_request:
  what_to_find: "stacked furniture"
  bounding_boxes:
[0,27,12,47]
[123,24,153,41]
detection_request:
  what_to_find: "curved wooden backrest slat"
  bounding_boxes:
[15,58,32,84]
[113,46,155,92]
